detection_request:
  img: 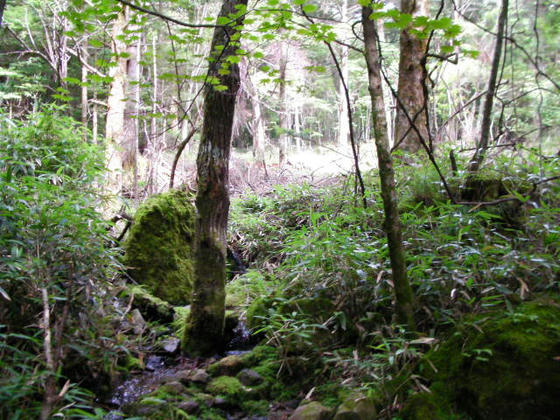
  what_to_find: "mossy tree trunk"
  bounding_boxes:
[394,0,430,154]
[362,5,415,329]
[183,0,247,356]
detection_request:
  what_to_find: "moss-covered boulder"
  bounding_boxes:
[206,376,250,406]
[290,401,334,420]
[208,354,246,377]
[124,190,195,305]
[405,296,560,419]
[333,393,376,420]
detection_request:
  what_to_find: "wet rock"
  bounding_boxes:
[237,368,264,386]
[333,394,377,420]
[189,368,210,384]
[212,396,233,410]
[208,354,245,376]
[158,380,187,395]
[145,355,164,371]
[129,309,146,335]
[177,400,199,414]
[162,337,180,354]
[289,401,334,420]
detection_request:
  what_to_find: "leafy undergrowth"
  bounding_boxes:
[227,147,560,418]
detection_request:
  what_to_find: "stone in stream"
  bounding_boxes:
[289,401,334,420]
[162,337,180,354]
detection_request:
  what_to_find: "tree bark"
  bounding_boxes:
[394,0,430,154]
[467,0,509,174]
[183,0,247,356]
[105,7,129,195]
[0,0,6,28]
[243,61,267,173]
[81,43,89,142]
[362,5,415,329]
[278,42,289,166]
[337,0,349,149]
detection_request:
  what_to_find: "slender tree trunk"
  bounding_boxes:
[183,0,247,356]
[467,0,509,174]
[394,0,430,153]
[278,42,288,166]
[337,0,349,149]
[0,0,6,28]
[123,35,141,195]
[243,61,267,172]
[362,5,415,329]
[81,43,89,141]
[105,7,129,195]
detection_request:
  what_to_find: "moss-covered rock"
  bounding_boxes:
[408,296,560,420]
[124,190,195,305]
[332,394,377,420]
[290,401,334,420]
[121,285,175,323]
[206,376,248,404]
[208,354,246,377]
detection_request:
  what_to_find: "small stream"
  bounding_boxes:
[107,320,255,414]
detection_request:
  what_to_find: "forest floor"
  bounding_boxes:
[108,145,560,419]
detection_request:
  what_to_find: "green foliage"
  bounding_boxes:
[0,105,120,417]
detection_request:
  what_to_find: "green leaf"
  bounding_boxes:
[441,45,454,54]
[88,39,104,48]
[302,3,318,13]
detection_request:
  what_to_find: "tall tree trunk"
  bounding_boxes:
[0,0,6,28]
[337,0,349,149]
[394,0,430,154]
[243,61,267,172]
[81,43,89,141]
[278,42,288,166]
[362,5,415,329]
[467,0,509,174]
[123,35,141,195]
[183,0,247,356]
[105,7,129,195]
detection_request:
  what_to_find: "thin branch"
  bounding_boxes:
[169,127,199,190]
[115,0,220,28]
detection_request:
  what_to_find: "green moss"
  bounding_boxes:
[241,399,269,415]
[314,382,349,408]
[124,190,195,305]
[402,391,455,420]
[416,296,560,419]
[122,285,175,322]
[206,376,246,403]
[240,345,278,366]
[246,296,273,331]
